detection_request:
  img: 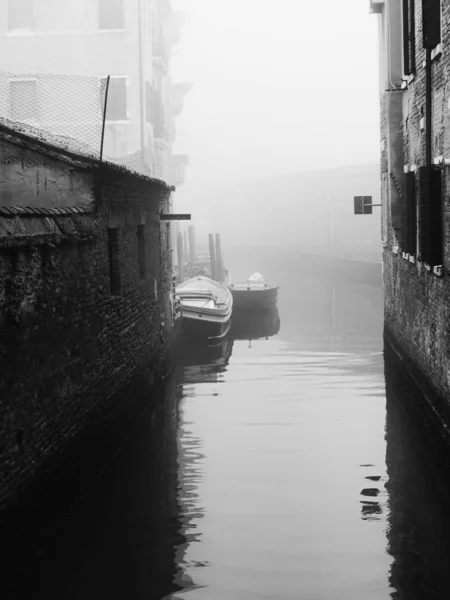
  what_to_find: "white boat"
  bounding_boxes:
[176,276,233,340]
[228,273,278,311]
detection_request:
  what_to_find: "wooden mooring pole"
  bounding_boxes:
[183,230,189,261]
[177,231,185,282]
[188,225,196,264]
[208,233,218,281]
[215,233,224,282]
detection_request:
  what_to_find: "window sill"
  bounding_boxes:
[419,262,442,277]
[431,44,443,61]
[98,28,126,33]
[401,73,415,89]
[104,119,130,124]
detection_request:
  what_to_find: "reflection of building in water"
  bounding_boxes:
[384,346,450,598]
[288,274,383,351]
[5,372,190,600]
[231,306,280,342]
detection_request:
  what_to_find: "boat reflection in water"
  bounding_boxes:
[230,305,281,344]
[178,305,280,387]
[179,335,234,385]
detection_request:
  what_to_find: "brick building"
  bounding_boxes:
[0,0,190,186]
[372,0,450,431]
[0,122,179,512]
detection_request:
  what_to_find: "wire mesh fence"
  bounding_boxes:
[0,70,108,160]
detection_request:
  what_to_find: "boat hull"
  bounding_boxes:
[176,276,233,341]
[229,285,278,311]
[181,311,231,341]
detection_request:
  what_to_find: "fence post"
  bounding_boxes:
[100,75,110,163]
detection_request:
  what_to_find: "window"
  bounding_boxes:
[404,171,416,255]
[8,0,33,30]
[137,225,146,279]
[422,0,441,49]
[418,165,443,266]
[107,228,121,295]
[98,0,124,30]
[402,0,415,75]
[106,77,127,121]
[9,79,38,122]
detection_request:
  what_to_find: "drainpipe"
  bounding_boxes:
[425,48,432,166]
[137,0,146,170]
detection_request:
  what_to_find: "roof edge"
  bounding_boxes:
[0,124,173,193]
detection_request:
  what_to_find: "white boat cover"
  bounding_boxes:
[247,273,265,285]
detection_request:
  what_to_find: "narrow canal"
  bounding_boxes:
[17,248,450,599]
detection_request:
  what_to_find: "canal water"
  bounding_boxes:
[14,248,450,599]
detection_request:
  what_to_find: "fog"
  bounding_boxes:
[171,0,380,183]
[0,0,382,257]
[170,0,381,257]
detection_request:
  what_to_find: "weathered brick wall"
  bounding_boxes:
[382,1,450,422]
[0,131,177,511]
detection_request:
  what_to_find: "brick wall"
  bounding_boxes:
[0,130,178,511]
[381,1,450,429]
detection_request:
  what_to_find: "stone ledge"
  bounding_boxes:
[0,211,96,247]
[0,206,92,218]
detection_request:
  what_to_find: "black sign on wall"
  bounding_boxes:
[354,196,373,215]
[159,214,191,221]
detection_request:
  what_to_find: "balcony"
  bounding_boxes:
[170,154,189,187]
[153,41,169,71]
[171,82,192,117]
[154,120,170,145]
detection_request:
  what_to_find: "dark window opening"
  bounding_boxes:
[405,171,417,255]
[137,225,146,279]
[422,0,441,49]
[402,0,416,75]
[41,244,51,269]
[9,80,38,122]
[106,78,127,121]
[418,165,443,266]
[108,228,121,295]
[99,0,124,30]
[8,0,33,30]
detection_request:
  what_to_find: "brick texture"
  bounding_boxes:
[382,1,450,426]
[0,129,178,511]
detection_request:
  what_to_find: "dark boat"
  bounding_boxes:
[231,305,281,341]
[229,273,278,311]
[176,276,233,341]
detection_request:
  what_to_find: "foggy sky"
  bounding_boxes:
[171,0,380,183]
